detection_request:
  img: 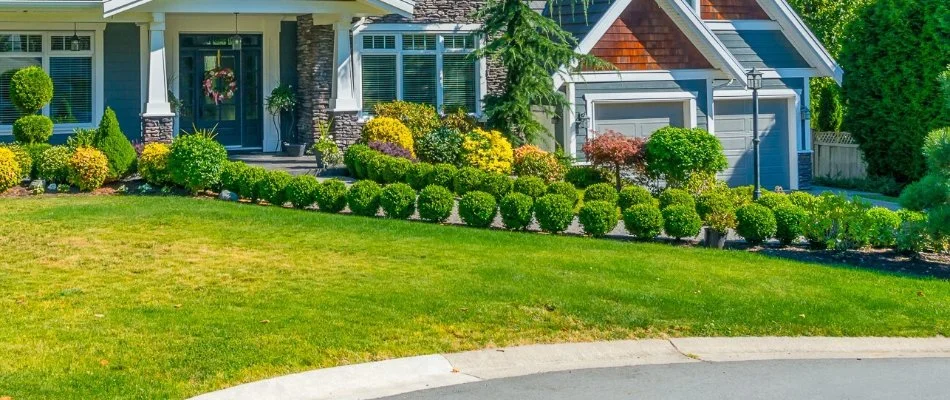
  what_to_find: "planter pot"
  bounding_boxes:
[704,228,728,249]
[283,143,307,157]
[314,152,325,169]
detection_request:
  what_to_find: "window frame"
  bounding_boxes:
[355,29,484,119]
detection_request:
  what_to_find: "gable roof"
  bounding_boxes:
[753,0,843,83]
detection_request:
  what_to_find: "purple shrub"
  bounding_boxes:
[368,141,416,161]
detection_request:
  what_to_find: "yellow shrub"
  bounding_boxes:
[139,142,172,185]
[513,145,565,182]
[462,128,513,174]
[0,147,21,192]
[374,101,440,139]
[67,146,109,191]
[362,117,415,157]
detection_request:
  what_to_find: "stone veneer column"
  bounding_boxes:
[142,116,174,144]
[142,12,175,144]
[798,152,813,190]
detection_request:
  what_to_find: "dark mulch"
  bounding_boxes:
[757,246,950,280]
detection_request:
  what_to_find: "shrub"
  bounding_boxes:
[12,115,54,144]
[36,145,71,183]
[926,204,950,243]
[658,188,695,210]
[315,179,348,213]
[257,170,293,205]
[369,140,416,161]
[380,183,417,219]
[583,131,646,190]
[479,173,513,201]
[788,191,816,209]
[1,144,31,179]
[459,191,497,228]
[513,176,547,199]
[454,166,487,195]
[66,128,97,150]
[547,181,579,205]
[366,153,387,183]
[374,101,440,139]
[736,204,777,245]
[811,175,905,197]
[583,183,618,205]
[406,162,434,190]
[344,144,373,179]
[645,127,727,187]
[285,175,321,209]
[94,107,136,180]
[22,143,51,177]
[361,117,415,157]
[0,148,20,192]
[623,204,663,239]
[346,180,383,217]
[618,185,655,210]
[168,131,228,193]
[382,157,412,184]
[67,146,109,191]
[237,166,267,201]
[9,66,53,114]
[816,83,843,132]
[417,185,455,223]
[899,174,949,211]
[662,205,702,240]
[512,145,565,182]
[428,163,457,188]
[578,201,619,237]
[218,161,247,193]
[683,172,727,197]
[461,128,513,174]
[534,194,574,233]
[138,143,172,186]
[773,204,807,246]
[756,192,792,210]
[564,166,609,189]
[896,210,930,254]
[923,127,950,176]
[867,207,902,248]
[697,190,736,234]
[416,127,463,164]
[731,186,755,207]
[499,192,534,230]
[441,107,479,132]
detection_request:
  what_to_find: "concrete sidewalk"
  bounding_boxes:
[189,337,950,400]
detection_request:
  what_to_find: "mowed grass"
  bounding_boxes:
[1,195,948,399]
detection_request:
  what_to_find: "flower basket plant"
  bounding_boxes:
[265,83,299,154]
[311,119,342,168]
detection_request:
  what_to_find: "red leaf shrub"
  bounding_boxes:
[583,130,645,190]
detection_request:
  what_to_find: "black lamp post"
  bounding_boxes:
[747,67,763,200]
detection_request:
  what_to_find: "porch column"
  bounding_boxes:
[330,15,358,112]
[142,12,174,143]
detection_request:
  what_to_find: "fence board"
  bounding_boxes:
[812,132,867,179]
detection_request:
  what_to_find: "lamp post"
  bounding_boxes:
[747,67,763,200]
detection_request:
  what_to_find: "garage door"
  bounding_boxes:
[593,102,686,139]
[714,98,790,189]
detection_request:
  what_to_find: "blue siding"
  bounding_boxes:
[536,0,616,42]
[715,30,809,69]
[103,23,142,141]
[279,21,298,141]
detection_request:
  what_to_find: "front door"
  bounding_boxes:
[179,35,263,149]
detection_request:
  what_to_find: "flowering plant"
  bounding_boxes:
[203,67,237,104]
[583,130,645,190]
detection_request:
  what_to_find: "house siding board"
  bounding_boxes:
[700,0,769,20]
[103,22,141,141]
[715,30,809,69]
[279,21,298,144]
[717,77,803,91]
[541,0,616,41]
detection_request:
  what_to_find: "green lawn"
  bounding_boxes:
[1,195,947,399]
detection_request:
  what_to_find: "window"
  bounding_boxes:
[359,32,480,115]
[0,32,95,126]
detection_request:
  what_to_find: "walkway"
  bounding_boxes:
[808,185,900,210]
[229,153,354,182]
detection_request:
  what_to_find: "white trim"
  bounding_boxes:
[574,0,632,55]
[568,69,719,83]
[754,0,843,84]
[583,92,698,140]
[105,0,414,18]
[705,78,715,134]
[704,20,781,31]
[801,77,811,151]
[564,82,577,158]
[354,23,481,33]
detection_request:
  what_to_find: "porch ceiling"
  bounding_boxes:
[97,0,414,19]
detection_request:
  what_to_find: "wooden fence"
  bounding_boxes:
[812,132,867,180]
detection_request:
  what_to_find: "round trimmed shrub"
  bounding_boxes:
[36,145,71,184]
[9,66,53,114]
[788,191,816,209]
[256,170,293,205]
[237,166,267,201]
[316,179,348,213]
[644,126,727,186]
[346,180,383,217]
[416,126,463,164]
[2,144,31,179]
[458,191,497,228]
[380,183,417,219]
[67,146,109,191]
[662,205,702,240]
[534,194,574,233]
[454,166,486,195]
[168,132,228,193]
[547,181,579,205]
[382,157,412,184]
[696,190,733,221]
[513,176,547,199]
[417,185,455,223]
[461,128,513,174]
[406,162,434,190]
[0,148,21,192]
[479,173,513,201]
[867,207,901,248]
[285,175,321,209]
[512,145,565,182]
[756,192,792,210]
[623,204,663,239]
[361,117,415,157]
[773,204,807,246]
[583,183,618,205]
[12,115,53,144]
[138,143,172,186]
[343,144,373,179]
[499,192,534,230]
[736,203,777,245]
[366,154,387,183]
[428,163,457,188]
[578,201,619,237]
[219,161,248,193]
[564,166,609,189]
[659,188,695,210]
[618,185,654,210]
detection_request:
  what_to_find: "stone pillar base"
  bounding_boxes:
[142,115,174,144]
[330,111,362,151]
[798,152,813,190]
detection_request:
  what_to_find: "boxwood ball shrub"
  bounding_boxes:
[578,201,619,237]
[461,128,513,174]
[0,148,20,192]
[499,192,534,230]
[94,107,137,180]
[645,127,727,187]
[67,146,109,191]
[406,162,434,190]
[513,176,547,199]
[867,207,902,248]
[773,204,807,246]
[168,132,228,193]
[285,175,321,209]
[659,188,695,210]
[417,185,455,223]
[12,115,54,145]
[343,144,373,179]
[361,117,415,157]
[618,185,654,210]
[218,161,247,193]
[756,192,792,210]
[257,170,293,205]
[788,191,816,209]
[583,183,619,205]
[36,145,71,183]
[623,204,664,239]
[237,166,268,201]
[736,203,778,245]
[366,153,387,183]
[428,163,457,188]
[382,157,412,184]
[346,180,383,217]
[138,143,172,186]
[564,166,609,189]
[315,179,348,213]
[454,166,486,195]
[10,66,53,115]
[479,173,513,201]
[534,194,574,233]
[380,183,417,219]
[2,144,31,179]
[547,181,579,206]
[416,126,463,164]
[662,205,702,240]
[458,191,498,228]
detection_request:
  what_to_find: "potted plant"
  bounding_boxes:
[311,119,342,169]
[265,83,299,155]
[699,191,736,249]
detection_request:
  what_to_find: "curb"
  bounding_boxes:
[189,337,950,400]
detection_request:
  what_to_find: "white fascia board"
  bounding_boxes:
[756,0,842,85]
[105,0,413,18]
[103,0,146,17]
[574,0,634,55]
[704,20,780,31]
[0,0,102,8]
[568,69,722,83]
[658,0,748,85]
[355,23,481,33]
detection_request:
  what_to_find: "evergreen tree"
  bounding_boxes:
[94,107,137,180]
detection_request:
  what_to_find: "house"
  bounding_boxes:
[0,0,839,190]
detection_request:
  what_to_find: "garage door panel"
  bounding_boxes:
[713,98,790,189]
[593,102,685,140]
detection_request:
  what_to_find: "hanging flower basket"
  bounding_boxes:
[203,67,237,104]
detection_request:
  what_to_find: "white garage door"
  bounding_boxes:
[593,102,686,139]
[714,98,791,189]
